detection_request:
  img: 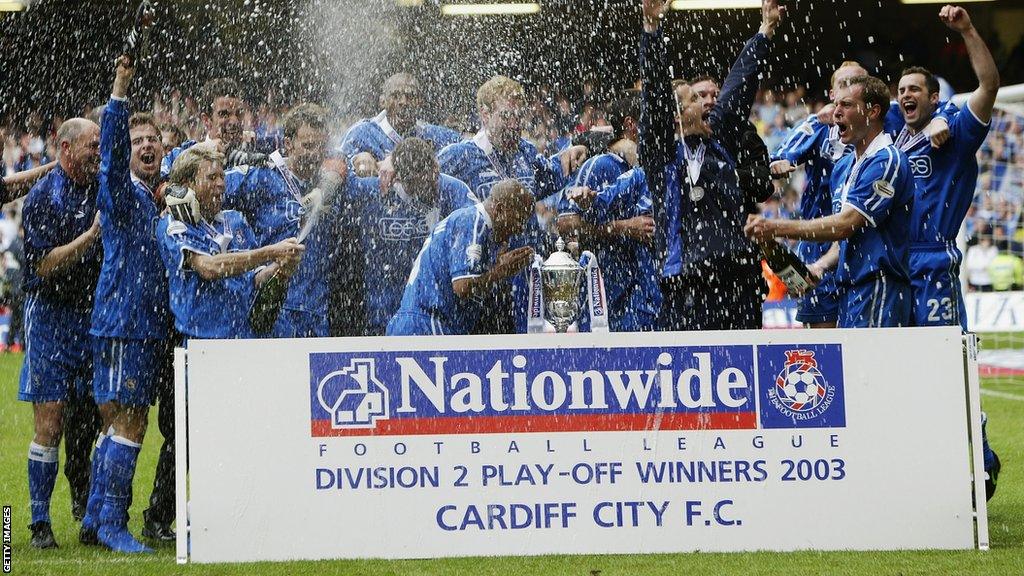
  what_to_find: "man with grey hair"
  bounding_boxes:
[18,117,103,549]
[341,72,462,176]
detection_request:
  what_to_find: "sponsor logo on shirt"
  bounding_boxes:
[380,217,433,241]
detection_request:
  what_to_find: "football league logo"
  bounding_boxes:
[764,347,840,426]
[774,350,828,412]
[316,358,389,429]
[757,344,845,429]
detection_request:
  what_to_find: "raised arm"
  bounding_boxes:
[638,0,675,173]
[639,0,676,269]
[941,5,999,124]
[98,56,136,219]
[1,160,57,204]
[709,0,782,146]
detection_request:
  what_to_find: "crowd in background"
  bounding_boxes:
[1,81,1022,328]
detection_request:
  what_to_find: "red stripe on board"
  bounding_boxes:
[980,365,1024,377]
[311,411,757,437]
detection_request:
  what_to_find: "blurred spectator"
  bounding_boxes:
[0,230,24,352]
[965,226,997,292]
[14,134,48,172]
[988,250,1024,292]
[160,124,186,152]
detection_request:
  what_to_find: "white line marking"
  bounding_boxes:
[981,388,1024,402]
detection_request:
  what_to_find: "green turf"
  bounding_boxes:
[2,353,1024,575]
[977,331,1024,350]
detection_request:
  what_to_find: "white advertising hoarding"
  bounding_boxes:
[764,291,1024,331]
[965,291,1024,332]
[178,327,985,563]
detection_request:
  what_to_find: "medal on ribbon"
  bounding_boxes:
[683,140,706,202]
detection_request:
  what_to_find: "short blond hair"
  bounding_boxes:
[476,75,525,113]
[831,61,865,88]
[168,143,224,187]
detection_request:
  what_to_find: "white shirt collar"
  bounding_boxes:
[130,172,151,193]
[472,130,494,156]
[858,131,894,161]
[474,200,493,228]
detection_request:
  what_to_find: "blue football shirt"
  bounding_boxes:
[392,203,497,335]
[156,210,259,339]
[343,174,475,334]
[830,133,915,287]
[225,164,340,317]
[22,166,101,312]
[893,104,990,243]
[91,97,172,340]
[339,111,462,161]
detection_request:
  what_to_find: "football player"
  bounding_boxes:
[341,73,462,176]
[224,104,346,338]
[80,57,175,552]
[18,117,102,549]
[342,137,474,335]
[387,179,535,336]
[746,75,915,328]
[157,144,304,339]
[438,75,588,334]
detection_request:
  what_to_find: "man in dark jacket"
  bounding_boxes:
[640,0,785,331]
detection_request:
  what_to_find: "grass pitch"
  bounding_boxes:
[2,353,1024,575]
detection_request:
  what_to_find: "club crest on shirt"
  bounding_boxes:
[165,220,187,236]
[285,199,305,223]
[465,243,482,266]
[872,179,895,199]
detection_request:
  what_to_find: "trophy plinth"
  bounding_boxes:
[541,238,584,333]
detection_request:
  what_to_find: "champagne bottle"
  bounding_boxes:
[121,1,155,67]
[760,240,816,294]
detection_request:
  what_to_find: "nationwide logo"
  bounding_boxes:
[315,358,389,429]
[589,267,605,317]
[309,344,846,437]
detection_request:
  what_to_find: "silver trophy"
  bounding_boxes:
[541,237,584,333]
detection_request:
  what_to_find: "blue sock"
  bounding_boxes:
[82,431,110,530]
[28,442,59,525]
[982,412,997,471]
[99,436,141,530]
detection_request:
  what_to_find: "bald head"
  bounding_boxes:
[382,73,419,100]
[57,118,98,156]
[486,179,535,242]
[57,118,101,184]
